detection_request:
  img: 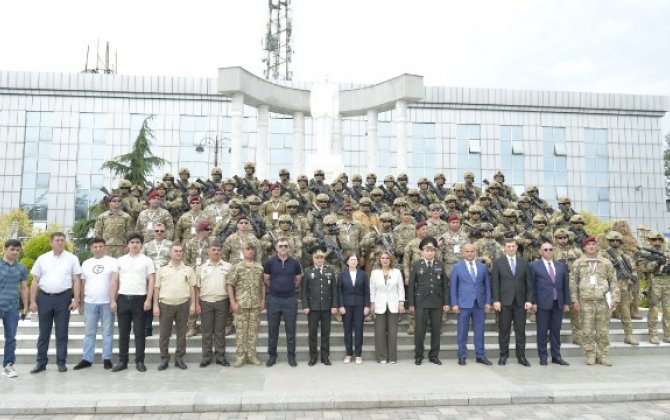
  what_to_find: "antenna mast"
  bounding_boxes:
[81,41,117,74]
[262,0,293,82]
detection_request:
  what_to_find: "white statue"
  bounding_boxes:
[310,76,340,155]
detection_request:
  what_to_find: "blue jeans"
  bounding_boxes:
[1,308,19,366]
[36,292,71,366]
[83,302,114,362]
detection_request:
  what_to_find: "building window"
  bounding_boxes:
[377,120,398,176]
[500,125,525,188]
[75,113,107,222]
[410,122,439,180]
[21,111,53,222]
[269,116,293,178]
[541,126,567,207]
[177,115,208,179]
[457,124,481,181]
[342,118,366,176]
[585,128,609,219]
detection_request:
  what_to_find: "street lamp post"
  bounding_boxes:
[195,136,232,168]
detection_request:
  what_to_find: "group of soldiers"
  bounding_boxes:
[93,163,670,345]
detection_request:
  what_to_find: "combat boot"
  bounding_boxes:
[186,327,200,338]
[664,336,670,343]
[585,354,596,365]
[572,336,582,346]
[233,356,245,368]
[624,335,639,345]
[650,335,660,344]
[599,357,612,367]
[247,355,261,366]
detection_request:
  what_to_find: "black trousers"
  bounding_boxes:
[499,302,527,358]
[536,301,564,359]
[117,294,147,363]
[36,291,71,366]
[307,309,332,359]
[343,305,364,357]
[267,295,297,358]
[414,307,442,359]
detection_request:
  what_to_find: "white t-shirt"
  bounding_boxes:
[31,250,82,293]
[117,253,155,296]
[81,256,118,304]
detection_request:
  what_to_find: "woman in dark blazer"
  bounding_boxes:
[338,253,370,364]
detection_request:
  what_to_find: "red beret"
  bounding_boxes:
[582,236,597,247]
[147,191,160,200]
[447,214,460,222]
[416,221,427,230]
[108,193,120,201]
[270,183,281,191]
[196,220,211,232]
[189,196,201,204]
[237,214,249,222]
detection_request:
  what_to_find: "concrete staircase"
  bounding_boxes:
[2,309,668,364]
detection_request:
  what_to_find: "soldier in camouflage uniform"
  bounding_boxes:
[209,167,224,191]
[570,237,620,366]
[363,173,377,195]
[278,168,298,194]
[261,214,303,261]
[493,209,524,245]
[602,231,639,345]
[553,228,583,344]
[474,223,504,269]
[551,197,577,230]
[348,174,368,202]
[380,175,400,203]
[476,195,501,226]
[442,194,463,220]
[463,171,482,202]
[452,183,472,213]
[303,215,347,276]
[242,162,260,192]
[142,222,173,269]
[261,183,287,229]
[296,175,316,207]
[438,214,469,275]
[222,215,263,265]
[117,179,139,217]
[519,214,554,261]
[353,197,380,233]
[406,189,427,223]
[286,199,312,233]
[203,188,230,227]
[393,210,416,266]
[244,195,267,238]
[461,203,485,241]
[94,194,133,257]
[362,212,397,276]
[176,167,191,193]
[311,193,332,234]
[130,185,146,218]
[221,178,239,202]
[569,215,590,249]
[227,242,266,367]
[370,188,391,214]
[433,173,449,200]
[396,173,410,196]
[524,185,552,218]
[174,196,208,245]
[417,177,437,206]
[336,204,364,257]
[426,204,448,239]
[214,198,243,242]
[640,231,670,344]
[136,191,174,243]
[493,171,518,203]
[391,197,408,223]
[402,221,429,335]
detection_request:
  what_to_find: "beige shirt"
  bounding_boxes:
[155,262,195,305]
[196,259,232,302]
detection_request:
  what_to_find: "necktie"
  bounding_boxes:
[548,261,557,300]
[428,261,432,270]
[468,261,476,280]
[510,258,516,275]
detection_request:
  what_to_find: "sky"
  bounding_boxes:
[1,0,669,132]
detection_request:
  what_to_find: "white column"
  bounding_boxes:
[292,111,305,175]
[230,93,244,176]
[256,105,270,180]
[394,100,409,173]
[332,114,342,155]
[366,109,378,175]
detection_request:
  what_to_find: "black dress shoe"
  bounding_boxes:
[415,358,423,365]
[517,356,531,367]
[476,357,492,366]
[552,357,570,366]
[458,357,466,366]
[136,362,147,372]
[73,360,92,370]
[57,364,68,373]
[30,364,46,374]
[540,357,548,366]
[321,358,332,366]
[174,359,187,370]
[429,357,442,365]
[498,356,507,366]
[266,356,276,367]
[199,359,211,368]
[145,328,153,337]
[111,362,128,372]
[216,357,230,367]
[288,357,297,367]
[308,358,317,366]
[157,361,169,371]
[103,359,113,370]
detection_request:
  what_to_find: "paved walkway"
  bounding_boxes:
[2,354,670,415]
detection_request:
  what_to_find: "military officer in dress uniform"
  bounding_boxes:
[302,248,338,366]
[408,237,450,365]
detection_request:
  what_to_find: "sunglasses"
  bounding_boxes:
[277,244,289,248]
[325,224,336,228]
[238,221,249,224]
[279,221,292,224]
[543,248,554,252]
[154,230,165,233]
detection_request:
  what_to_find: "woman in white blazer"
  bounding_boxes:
[369,251,405,363]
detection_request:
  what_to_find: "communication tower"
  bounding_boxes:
[261,0,293,81]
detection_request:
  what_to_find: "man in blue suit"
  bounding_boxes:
[530,242,570,366]
[450,243,492,366]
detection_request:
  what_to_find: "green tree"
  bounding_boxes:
[101,115,168,189]
[664,132,670,197]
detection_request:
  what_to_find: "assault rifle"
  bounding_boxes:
[378,185,397,203]
[606,249,637,282]
[373,226,396,256]
[284,187,309,214]
[233,175,257,198]
[426,180,446,201]
[314,229,345,267]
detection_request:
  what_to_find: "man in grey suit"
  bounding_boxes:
[491,238,534,366]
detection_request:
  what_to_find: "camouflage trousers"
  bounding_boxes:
[569,306,581,342]
[580,300,611,359]
[234,308,261,358]
[629,281,641,318]
[648,279,670,339]
[615,280,633,337]
[107,245,125,258]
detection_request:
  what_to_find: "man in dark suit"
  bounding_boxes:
[450,243,492,366]
[530,242,570,366]
[408,237,450,365]
[491,238,534,366]
[302,248,338,366]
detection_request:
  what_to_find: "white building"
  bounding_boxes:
[0,67,667,232]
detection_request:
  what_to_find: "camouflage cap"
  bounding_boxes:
[648,231,665,240]
[480,222,494,231]
[286,199,299,207]
[384,175,395,182]
[453,183,465,191]
[380,212,394,221]
[434,172,445,181]
[418,177,429,184]
[178,167,190,175]
[278,214,293,223]
[297,174,308,182]
[323,214,338,225]
[428,203,441,211]
[118,179,132,189]
[557,196,571,205]
[487,181,501,189]
[279,168,290,175]
[228,198,243,208]
[246,195,262,205]
[464,171,475,178]
[351,174,362,181]
[533,214,548,223]
[606,231,623,241]
[503,208,518,217]
[468,204,483,213]
[397,173,408,181]
[554,228,570,238]
[570,214,585,223]
[393,197,407,206]
[338,172,349,180]
[493,170,505,180]
[162,172,174,181]
[359,197,372,205]
[130,184,143,192]
[188,182,202,190]
[259,179,271,187]
[370,188,383,196]
[517,195,531,203]
[444,194,457,202]
[314,169,325,176]
[526,185,539,193]
[156,182,168,190]
[223,177,235,185]
[244,162,255,169]
[316,193,330,202]
[366,173,377,180]
[211,167,222,175]
[407,188,419,196]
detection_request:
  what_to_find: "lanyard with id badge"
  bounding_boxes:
[588,260,598,285]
